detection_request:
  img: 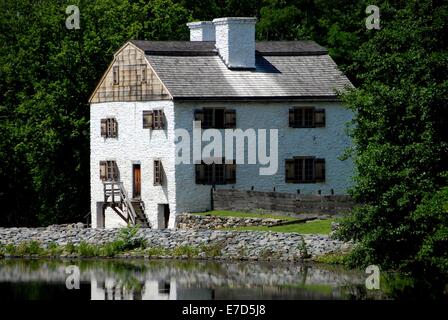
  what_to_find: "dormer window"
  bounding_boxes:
[100,118,118,138]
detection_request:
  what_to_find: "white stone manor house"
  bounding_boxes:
[89,17,353,229]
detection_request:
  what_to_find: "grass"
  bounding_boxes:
[223,218,334,234]
[194,210,299,221]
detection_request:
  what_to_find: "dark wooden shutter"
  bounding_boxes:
[153,110,164,129]
[314,158,325,182]
[225,162,236,184]
[143,111,153,128]
[314,109,326,127]
[99,161,107,180]
[111,161,119,181]
[112,119,118,137]
[154,160,163,185]
[101,119,107,137]
[289,108,295,127]
[224,109,236,128]
[195,164,205,184]
[285,159,296,183]
[194,109,204,124]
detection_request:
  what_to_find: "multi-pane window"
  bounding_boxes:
[143,109,164,129]
[99,160,119,181]
[289,107,325,128]
[101,118,118,138]
[154,159,164,185]
[194,108,236,129]
[113,66,120,85]
[285,157,325,183]
[195,159,236,185]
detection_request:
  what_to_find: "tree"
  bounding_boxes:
[338,0,448,276]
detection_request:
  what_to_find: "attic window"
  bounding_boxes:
[285,157,325,183]
[101,118,118,138]
[289,107,326,128]
[141,67,147,83]
[194,108,236,129]
[143,110,165,129]
[113,66,120,85]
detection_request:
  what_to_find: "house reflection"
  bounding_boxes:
[90,275,214,300]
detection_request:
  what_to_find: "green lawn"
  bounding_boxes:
[193,210,334,234]
[193,210,299,221]
[223,219,333,234]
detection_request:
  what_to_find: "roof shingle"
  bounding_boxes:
[130,40,352,100]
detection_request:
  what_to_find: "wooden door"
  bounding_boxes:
[133,164,141,198]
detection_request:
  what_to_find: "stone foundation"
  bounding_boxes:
[175,213,289,229]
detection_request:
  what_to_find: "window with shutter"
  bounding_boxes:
[113,66,119,85]
[100,118,118,138]
[195,158,236,185]
[195,108,234,129]
[143,110,164,129]
[286,157,322,183]
[154,160,163,185]
[314,158,326,182]
[100,160,119,181]
[289,107,325,128]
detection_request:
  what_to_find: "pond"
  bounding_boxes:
[0,258,398,300]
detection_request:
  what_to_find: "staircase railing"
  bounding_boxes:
[103,181,137,225]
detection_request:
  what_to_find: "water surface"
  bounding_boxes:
[0,259,387,300]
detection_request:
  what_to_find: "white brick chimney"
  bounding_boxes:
[213,17,257,69]
[186,21,215,41]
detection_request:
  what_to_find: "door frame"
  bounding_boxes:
[132,163,141,199]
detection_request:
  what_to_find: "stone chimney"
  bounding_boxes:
[186,21,215,41]
[213,17,257,69]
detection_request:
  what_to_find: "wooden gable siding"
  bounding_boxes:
[90,43,171,103]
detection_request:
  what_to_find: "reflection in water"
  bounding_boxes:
[0,259,387,300]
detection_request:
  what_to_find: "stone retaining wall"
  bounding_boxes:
[213,189,354,214]
[0,224,353,261]
[175,213,288,229]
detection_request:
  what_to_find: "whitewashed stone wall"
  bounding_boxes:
[174,101,354,214]
[90,101,176,229]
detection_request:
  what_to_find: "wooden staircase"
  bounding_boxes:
[131,200,151,228]
[103,182,151,228]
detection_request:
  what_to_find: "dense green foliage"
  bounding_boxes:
[1,0,447,279]
[338,0,448,276]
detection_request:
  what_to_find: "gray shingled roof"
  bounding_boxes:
[131,40,352,100]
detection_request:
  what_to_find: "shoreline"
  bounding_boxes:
[0,224,353,263]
